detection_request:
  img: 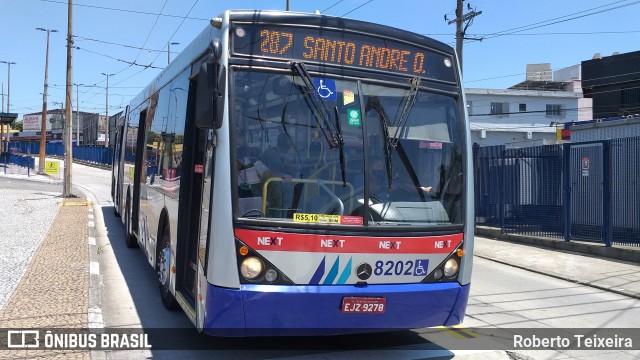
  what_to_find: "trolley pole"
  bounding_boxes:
[37,28,58,175]
[63,0,74,197]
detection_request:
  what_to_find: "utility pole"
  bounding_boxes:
[167,42,179,65]
[101,73,114,147]
[37,27,58,175]
[63,0,74,197]
[0,61,16,112]
[446,0,482,75]
[1,83,4,112]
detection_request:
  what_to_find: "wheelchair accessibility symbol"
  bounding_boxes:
[312,78,336,100]
[413,259,429,276]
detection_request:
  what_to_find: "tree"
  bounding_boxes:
[11,120,23,131]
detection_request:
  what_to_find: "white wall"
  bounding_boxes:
[466,88,591,146]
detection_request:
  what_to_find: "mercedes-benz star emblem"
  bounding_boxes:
[356,263,372,280]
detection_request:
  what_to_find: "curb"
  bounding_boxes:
[474,253,640,300]
[76,186,107,360]
[476,226,640,264]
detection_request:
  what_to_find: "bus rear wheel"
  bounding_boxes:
[158,223,179,311]
[124,197,138,248]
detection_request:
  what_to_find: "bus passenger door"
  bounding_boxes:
[183,127,213,299]
[176,75,215,309]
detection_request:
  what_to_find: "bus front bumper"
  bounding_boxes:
[203,282,470,337]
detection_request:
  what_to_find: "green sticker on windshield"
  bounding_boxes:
[347,109,361,126]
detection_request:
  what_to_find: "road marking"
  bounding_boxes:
[60,201,92,206]
[88,237,96,246]
[436,326,480,339]
[88,220,95,228]
[90,261,100,275]
[88,214,94,220]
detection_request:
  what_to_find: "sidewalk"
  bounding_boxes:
[0,176,91,359]
[474,235,640,299]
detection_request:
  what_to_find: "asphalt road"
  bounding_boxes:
[68,163,640,360]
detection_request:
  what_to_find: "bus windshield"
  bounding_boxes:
[232,69,464,227]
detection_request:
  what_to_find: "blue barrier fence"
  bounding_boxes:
[8,142,112,166]
[474,138,640,247]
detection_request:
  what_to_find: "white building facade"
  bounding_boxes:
[466,87,592,146]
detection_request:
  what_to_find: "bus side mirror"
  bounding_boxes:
[195,62,226,129]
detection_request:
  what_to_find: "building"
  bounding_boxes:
[82,111,120,147]
[564,114,640,142]
[582,50,640,119]
[466,63,592,146]
[21,109,97,144]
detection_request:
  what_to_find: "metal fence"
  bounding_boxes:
[1,153,36,176]
[8,142,112,167]
[474,138,640,247]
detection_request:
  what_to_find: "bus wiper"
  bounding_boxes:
[334,106,346,187]
[390,77,421,148]
[290,61,342,149]
[370,98,393,189]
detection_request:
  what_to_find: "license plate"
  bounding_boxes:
[341,297,386,314]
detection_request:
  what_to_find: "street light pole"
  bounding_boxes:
[167,42,179,65]
[101,73,114,147]
[0,61,15,154]
[0,61,16,112]
[63,0,74,197]
[37,27,58,174]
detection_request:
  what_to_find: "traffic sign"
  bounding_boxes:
[45,160,59,175]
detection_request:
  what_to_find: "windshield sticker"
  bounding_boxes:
[419,140,443,149]
[343,89,355,105]
[312,78,336,100]
[347,109,361,126]
[293,213,363,225]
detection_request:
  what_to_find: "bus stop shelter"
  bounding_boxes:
[0,112,18,154]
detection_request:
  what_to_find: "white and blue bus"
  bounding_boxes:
[112,10,473,336]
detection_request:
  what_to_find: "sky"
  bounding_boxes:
[1,0,639,120]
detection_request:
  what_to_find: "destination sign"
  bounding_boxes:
[232,24,456,82]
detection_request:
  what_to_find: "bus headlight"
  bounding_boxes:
[240,257,263,280]
[443,258,459,277]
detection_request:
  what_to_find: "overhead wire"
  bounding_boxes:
[111,0,200,89]
[321,0,345,13]
[341,0,374,17]
[38,0,209,21]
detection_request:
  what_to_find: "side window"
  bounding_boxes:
[125,108,140,180]
[144,69,190,193]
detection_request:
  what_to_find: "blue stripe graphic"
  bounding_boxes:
[322,257,340,284]
[309,256,326,285]
[336,257,352,284]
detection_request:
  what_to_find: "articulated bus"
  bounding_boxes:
[112,10,473,336]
